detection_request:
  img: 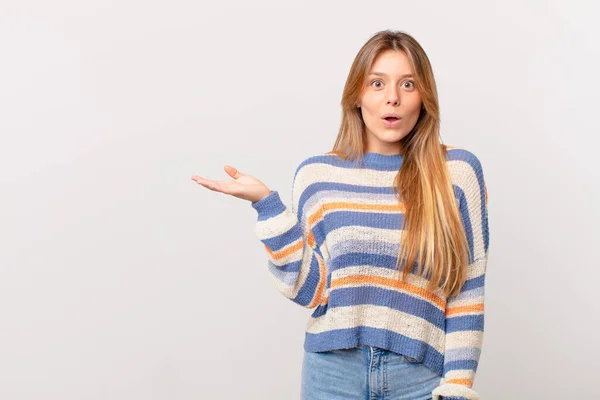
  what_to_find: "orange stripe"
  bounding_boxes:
[264,240,303,261]
[331,274,446,309]
[324,201,406,213]
[308,255,327,308]
[264,204,324,260]
[446,303,484,316]
[307,205,325,225]
[484,184,488,205]
[445,378,472,387]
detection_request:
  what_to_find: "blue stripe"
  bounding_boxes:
[291,254,323,307]
[331,253,425,278]
[317,180,399,196]
[326,209,403,231]
[268,258,301,275]
[445,314,484,332]
[461,274,485,291]
[444,358,480,372]
[328,285,445,328]
[298,154,403,171]
[454,185,475,262]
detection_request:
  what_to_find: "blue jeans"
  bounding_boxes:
[301,345,440,400]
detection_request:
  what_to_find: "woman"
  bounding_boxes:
[191,30,489,400]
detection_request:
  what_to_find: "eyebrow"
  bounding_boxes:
[368,72,413,78]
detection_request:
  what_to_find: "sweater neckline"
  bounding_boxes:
[361,152,403,168]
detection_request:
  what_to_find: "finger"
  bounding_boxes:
[190,175,208,184]
[191,175,238,195]
[191,175,221,191]
[224,165,242,179]
[204,182,226,193]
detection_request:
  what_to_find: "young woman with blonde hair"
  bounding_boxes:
[192,29,490,400]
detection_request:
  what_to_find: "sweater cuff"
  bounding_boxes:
[432,383,479,400]
[251,190,284,217]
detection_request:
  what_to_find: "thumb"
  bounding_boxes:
[224,165,242,179]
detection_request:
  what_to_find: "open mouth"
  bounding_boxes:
[382,115,402,126]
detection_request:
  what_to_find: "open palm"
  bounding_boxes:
[191,165,272,203]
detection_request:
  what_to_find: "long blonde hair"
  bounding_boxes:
[329,30,470,298]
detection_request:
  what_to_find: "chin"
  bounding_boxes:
[376,131,407,141]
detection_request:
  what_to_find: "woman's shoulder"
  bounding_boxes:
[298,151,342,165]
[444,145,486,196]
[445,145,485,173]
[290,152,338,189]
[293,151,340,175]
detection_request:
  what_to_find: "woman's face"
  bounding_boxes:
[357,50,423,155]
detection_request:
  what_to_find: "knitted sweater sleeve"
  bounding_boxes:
[250,160,327,309]
[432,152,490,400]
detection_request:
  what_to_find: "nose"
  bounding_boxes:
[387,86,400,106]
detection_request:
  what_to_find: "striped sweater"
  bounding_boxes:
[251,147,489,400]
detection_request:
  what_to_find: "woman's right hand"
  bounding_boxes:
[191,165,272,204]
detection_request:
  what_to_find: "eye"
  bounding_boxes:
[370,79,383,89]
[403,80,415,90]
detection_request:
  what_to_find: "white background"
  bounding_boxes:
[1,1,598,399]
